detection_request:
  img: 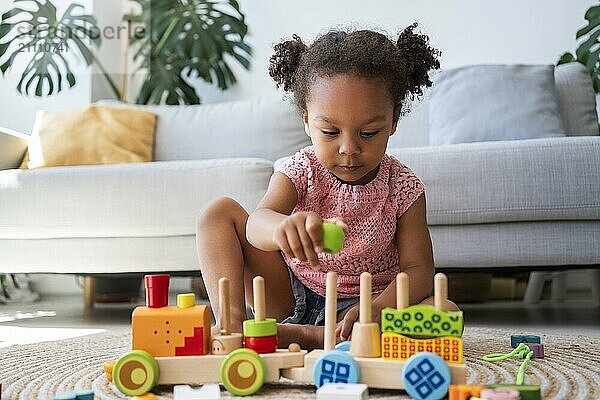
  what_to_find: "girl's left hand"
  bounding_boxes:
[335,306,359,341]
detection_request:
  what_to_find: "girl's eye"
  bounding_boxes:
[321,130,339,136]
[361,130,380,137]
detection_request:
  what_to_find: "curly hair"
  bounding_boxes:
[268,23,441,119]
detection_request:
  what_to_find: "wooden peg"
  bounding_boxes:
[435,273,448,311]
[396,272,409,310]
[219,277,231,335]
[253,276,265,321]
[324,271,338,351]
[349,272,381,358]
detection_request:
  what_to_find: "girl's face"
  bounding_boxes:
[303,74,398,185]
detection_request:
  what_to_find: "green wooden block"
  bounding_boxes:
[381,305,463,337]
[487,384,541,400]
[243,318,277,337]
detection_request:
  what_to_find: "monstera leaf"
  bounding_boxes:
[126,0,252,105]
[558,4,600,93]
[0,0,118,97]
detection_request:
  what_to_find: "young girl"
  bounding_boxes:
[196,23,455,350]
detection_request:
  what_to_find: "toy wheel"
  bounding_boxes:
[113,350,159,396]
[402,352,450,400]
[220,348,265,396]
[313,350,360,388]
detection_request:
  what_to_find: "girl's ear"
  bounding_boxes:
[303,112,311,137]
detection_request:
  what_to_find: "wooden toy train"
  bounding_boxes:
[103,268,471,399]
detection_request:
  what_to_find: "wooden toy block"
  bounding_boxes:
[74,389,94,400]
[316,383,369,400]
[245,335,278,354]
[486,384,541,400]
[526,343,544,358]
[133,394,158,400]
[53,393,76,400]
[156,349,307,385]
[434,273,448,311]
[448,384,485,400]
[322,222,345,253]
[281,349,467,389]
[349,272,381,358]
[177,293,196,309]
[132,303,211,357]
[103,359,115,382]
[396,272,409,309]
[481,388,520,400]
[381,332,463,363]
[510,334,540,348]
[381,305,463,337]
[402,352,451,400]
[113,350,160,396]
[324,271,338,351]
[220,348,265,396]
[174,384,221,400]
[335,340,351,351]
[243,276,277,353]
[145,274,169,308]
[211,278,243,355]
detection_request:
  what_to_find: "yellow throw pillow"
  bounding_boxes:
[23,104,157,169]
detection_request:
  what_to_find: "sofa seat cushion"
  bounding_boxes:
[389,136,600,225]
[0,158,272,239]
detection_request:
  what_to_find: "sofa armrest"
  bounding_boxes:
[0,127,28,170]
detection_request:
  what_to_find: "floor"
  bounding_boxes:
[1,289,598,348]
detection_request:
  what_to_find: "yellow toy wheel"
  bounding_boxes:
[113,350,159,396]
[220,348,265,396]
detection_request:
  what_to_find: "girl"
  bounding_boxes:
[196,23,455,350]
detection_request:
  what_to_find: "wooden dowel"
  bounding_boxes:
[396,272,409,309]
[324,271,338,351]
[434,273,447,311]
[253,276,265,321]
[359,272,372,324]
[219,277,230,335]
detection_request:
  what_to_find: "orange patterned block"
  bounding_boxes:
[448,384,486,400]
[381,332,463,363]
[132,305,211,357]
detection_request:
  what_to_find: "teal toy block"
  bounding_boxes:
[487,384,541,400]
[402,352,450,400]
[53,393,76,400]
[75,389,94,400]
[511,334,540,348]
[381,305,463,337]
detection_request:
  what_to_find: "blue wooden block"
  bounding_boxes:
[53,393,76,400]
[313,350,360,388]
[511,335,541,348]
[75,389,94,400]
[335,340,351,352]
[402,352,450,400]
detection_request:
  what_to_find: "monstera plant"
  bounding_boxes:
[0,0,120,97]
[559,2,600,93]
[0,0,252,104]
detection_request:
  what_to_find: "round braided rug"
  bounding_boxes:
[0,327,598,399]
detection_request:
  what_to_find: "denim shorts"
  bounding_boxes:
[281,268,359,326]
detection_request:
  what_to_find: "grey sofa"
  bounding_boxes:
[0,64,598,307]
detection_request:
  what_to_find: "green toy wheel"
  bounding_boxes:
[220,348,265,396]
[113,350,159,396]
[243,318,277,337]
[322,222,345,253]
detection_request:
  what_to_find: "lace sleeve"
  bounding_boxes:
[393,163,426,218]
[275,150,310,204]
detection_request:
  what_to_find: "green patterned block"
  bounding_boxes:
[381,305,463,337]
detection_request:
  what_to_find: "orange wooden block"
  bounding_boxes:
[448,384,486,400]
[381,332,463,363]
[132,304,211,357]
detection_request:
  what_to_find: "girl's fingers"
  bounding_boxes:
[297,223,319,267]
[306,213,323,254]
[275,229,293,257]
[285,229,307,262]
[325,217,349,234]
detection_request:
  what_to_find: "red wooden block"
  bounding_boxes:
[145,274,170,308]
[244,335,277,354]
[175,327,205,356]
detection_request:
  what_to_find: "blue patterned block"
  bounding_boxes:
[335,340,351,352]
[402,352,450,400]
[511,335,541,348]
[313,350,360,388]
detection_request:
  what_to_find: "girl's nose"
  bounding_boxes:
[338,136,360,155]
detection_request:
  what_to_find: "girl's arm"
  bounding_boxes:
[337,192,434,339]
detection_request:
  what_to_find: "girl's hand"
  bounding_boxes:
[274,211,324,268]
[335,305,359,341]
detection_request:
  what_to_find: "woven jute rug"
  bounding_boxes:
[0,327,598,399]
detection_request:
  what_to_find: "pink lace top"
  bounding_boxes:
[275,146,425,298]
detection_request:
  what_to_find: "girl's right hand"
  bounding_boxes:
[273,211,324,268]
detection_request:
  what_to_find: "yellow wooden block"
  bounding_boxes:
[132,304,211,357]
[381,332,463,363]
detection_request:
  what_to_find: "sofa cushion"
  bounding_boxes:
[389,136,600,225]
[0,127,28,170]
[555,62,600,136]
[0,158,272,239]
[99,98,310,162]
[428,64,566,145]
